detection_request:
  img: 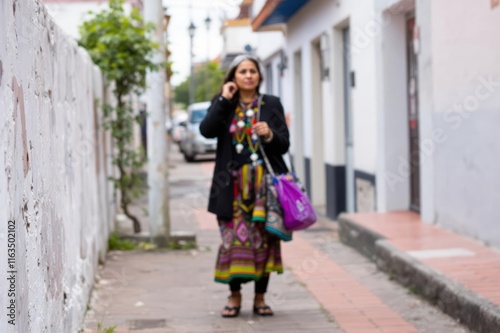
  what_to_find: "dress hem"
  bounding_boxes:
[215,270,283,284]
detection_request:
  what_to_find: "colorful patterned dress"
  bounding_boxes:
[214,100,283,284]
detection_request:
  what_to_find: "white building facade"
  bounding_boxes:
[220,0,258,68]
[252,0,500,248]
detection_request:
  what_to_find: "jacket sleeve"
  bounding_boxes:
[262,97,290,155]
[199,95,233,138]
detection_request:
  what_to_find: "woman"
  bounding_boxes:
[200,55,290,318]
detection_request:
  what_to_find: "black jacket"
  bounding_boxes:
[200,94,290,219]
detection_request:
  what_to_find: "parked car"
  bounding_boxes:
[169,111,188,146]
[179,101,217,162]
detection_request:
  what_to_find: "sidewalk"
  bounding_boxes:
[82,148,340,333]
[82,146,470,333]
[339,212,500,333]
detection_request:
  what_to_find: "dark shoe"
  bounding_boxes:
[221,294,241,318]
[253,305,274,316]
[221,305,241,318]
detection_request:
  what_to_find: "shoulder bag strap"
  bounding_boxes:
[256,95,276,177]
[257,94,298,177]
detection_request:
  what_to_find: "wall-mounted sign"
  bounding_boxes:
[493,0,499,9]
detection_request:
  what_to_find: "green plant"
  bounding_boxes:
[78,0,161,233]
[97,322,117,333]
[168,240,197,250]
[136,241,158,251]
[108,233,158,251]
[108,233,136,250]
[408,285,418,295]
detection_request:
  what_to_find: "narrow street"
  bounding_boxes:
[82,145,470,333]
[3,1,500,332]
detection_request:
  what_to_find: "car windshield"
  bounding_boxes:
[190,108,208,123]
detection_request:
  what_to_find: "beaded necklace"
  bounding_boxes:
[229,95,260,163]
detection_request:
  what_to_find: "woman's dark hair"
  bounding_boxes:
[213,55,264,104]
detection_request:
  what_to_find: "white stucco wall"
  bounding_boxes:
[427,0,500,247]
[276,0,419,212]
[348,3,380,175]
[255,0,500,248]
[251,0,267,17]
[222,25,257,55]
[285,0,379,173]
[0,0,116,332]
[285,0,334,160]
[416,0,435,225]
[375,1,413,212]
[271,55,281,97]
[281,0,380,209]
[256,31,284,61]
[255,31,285,98]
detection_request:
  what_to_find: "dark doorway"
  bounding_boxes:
[407,16,420,212]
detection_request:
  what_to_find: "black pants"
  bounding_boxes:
[229,276,270,294]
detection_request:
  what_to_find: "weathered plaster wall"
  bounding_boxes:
[429,0,500,248]
[0,0,116,332]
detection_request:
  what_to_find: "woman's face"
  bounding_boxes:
[233,60,260,93]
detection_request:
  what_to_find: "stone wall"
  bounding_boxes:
[0,0,117,331]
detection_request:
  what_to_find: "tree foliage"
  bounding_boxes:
[78,0,160,233]
[174,61,225,107]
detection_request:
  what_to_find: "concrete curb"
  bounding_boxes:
[338,215,500,333]
[119,231,196,247]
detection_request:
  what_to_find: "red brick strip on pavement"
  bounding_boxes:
[283,235,419,333]
[196,162,420,332]
[342,211,500,307]
[195,187,419,332]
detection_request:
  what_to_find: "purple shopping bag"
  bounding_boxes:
[256,95,316,232]
[274,174,317,231]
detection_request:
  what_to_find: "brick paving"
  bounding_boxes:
[82,146,470,333]
[284,236,419,333]
[342,212,500,308]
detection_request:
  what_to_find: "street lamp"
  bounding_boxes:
[188,21,196,105]
[204,16,212,61]
[204,15,212,100]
